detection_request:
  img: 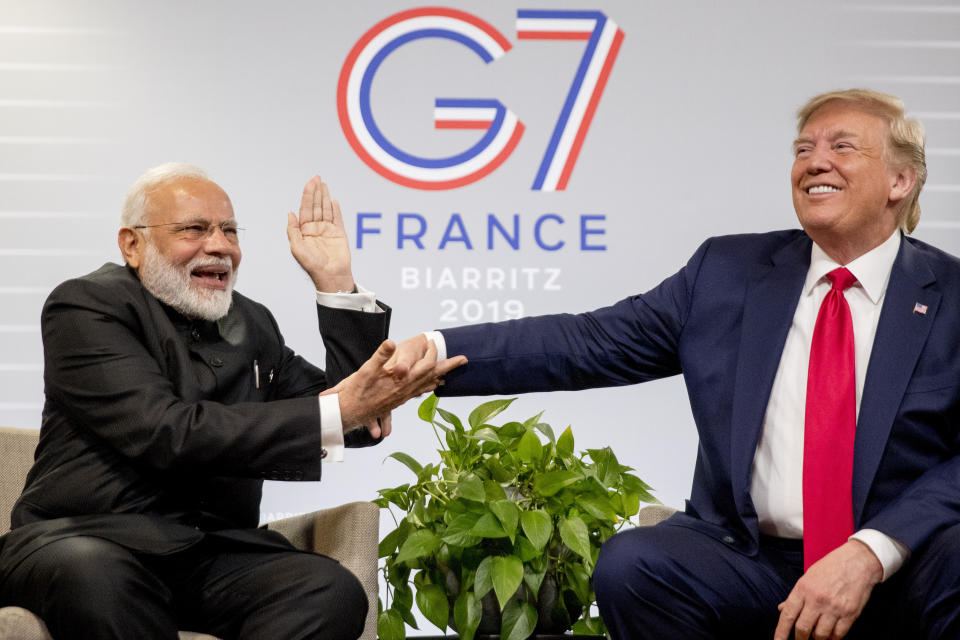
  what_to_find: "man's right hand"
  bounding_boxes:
[327,339,467,433]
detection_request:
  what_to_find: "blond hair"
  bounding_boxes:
[797,89,926,233]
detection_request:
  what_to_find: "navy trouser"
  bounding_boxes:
[594,521,960,639]
[0,534,367,640]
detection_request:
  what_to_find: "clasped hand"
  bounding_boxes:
[325,338,467,438]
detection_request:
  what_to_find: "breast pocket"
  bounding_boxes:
[903,372,959,395]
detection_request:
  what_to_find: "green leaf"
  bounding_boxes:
[378,521,410,558]
[522,563,547,595]
[620,474,659,504]
[557,425,575,458]
[622,472,654,493]
[572,615,606,635]
[533,470,580,497]
[534,421,556,445]
[490,500,520,538]
[474,555,496,598]
[588,447,620,487]
[567,561,593,604]
[469,427,501,444]
[453,589,481,640]
[520,509,553,550]
[501,599,538,640]
[395,529,441,564]
[579,494,618,522]
[499,421,526,439]
[378,485,412,511]
[437,407,464,431]
[468,397,515,429]
[487,457,516,483]
[471,512,508,538]
[377,608,406,640]
[415,583,449,632]
[394,584,419,628]
[514,535,541,562]
[455,475,486,502]
[417,393,438,422]
[441,514,482,546]
[491,556,524,611]
[516,429,542,464]
[619,491,641,517]
[559,515,592,561]
[484,480,507,502]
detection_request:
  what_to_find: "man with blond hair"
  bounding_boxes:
[0,164,461,639]
[386,89,960,638]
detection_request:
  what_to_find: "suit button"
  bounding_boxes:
[210,358,224,367]
[722,536,735,544]
[191,328,200,341]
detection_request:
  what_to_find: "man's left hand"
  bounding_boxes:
[287,175,356,293]
[774,540,883,640]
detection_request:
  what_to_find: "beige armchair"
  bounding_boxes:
[0,426,379,640]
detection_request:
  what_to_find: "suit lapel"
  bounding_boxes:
[730,234,812,527]
[853,238,939,525]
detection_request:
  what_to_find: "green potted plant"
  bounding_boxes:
[375,394,657,640]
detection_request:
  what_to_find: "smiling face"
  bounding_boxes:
[119,177,242,320]
[791,100,913,264]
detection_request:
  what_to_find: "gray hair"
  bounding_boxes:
[121,162,211,228]
[796,89,926,234]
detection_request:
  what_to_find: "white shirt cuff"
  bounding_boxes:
[317,393,345,462]
[423,330,447,361]
[315,283,382,313]
[850,529,910,581]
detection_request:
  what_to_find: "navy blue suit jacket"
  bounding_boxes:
[439,230,960,556]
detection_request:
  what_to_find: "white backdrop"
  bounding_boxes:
[2,0,959,632]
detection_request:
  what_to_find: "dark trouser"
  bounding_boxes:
[0,534,367,640]
[594,522,960,640]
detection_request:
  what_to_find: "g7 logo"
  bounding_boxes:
[337,7,624,191]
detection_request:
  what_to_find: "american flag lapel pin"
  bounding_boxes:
[913,302,928,315]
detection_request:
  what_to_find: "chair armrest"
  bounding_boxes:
[267,501,379,640]
[636,504,678,526]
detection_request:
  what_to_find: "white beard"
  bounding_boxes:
[139,243,237,321]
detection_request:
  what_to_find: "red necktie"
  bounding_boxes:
[803,267,857,571]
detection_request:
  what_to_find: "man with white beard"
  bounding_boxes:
[0,163,463,640]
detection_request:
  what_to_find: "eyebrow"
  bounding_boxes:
[792,130,861,150]
[176,217,239,225]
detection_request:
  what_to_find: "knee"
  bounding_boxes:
[905,524,960,623]
[13,537,174,637]
[276,556,368,639]
[595,528,666,605]
[323,562,368,624]
[44,537,147,598]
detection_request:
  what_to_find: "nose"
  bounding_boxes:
[203,225,234,254]
[805,142,833,174]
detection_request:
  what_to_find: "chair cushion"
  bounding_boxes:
[0,606,51,640]
[0,606,222,640]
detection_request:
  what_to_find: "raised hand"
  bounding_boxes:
[286,175,355,293]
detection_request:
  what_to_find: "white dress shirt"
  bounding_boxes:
[750,230,908,580]
[315,285,383,461]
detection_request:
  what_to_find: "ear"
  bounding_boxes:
[888,165,916,205]
[118,227,146,270]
